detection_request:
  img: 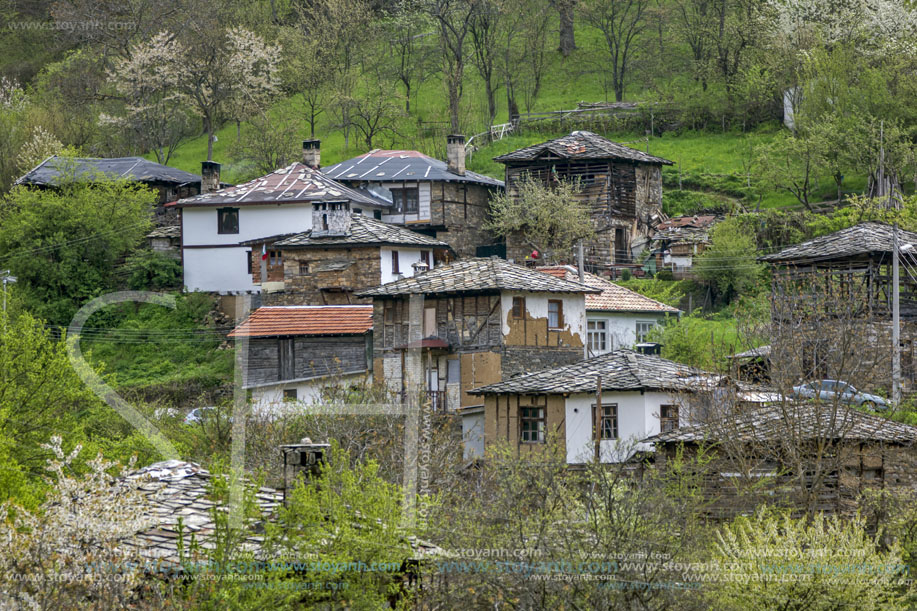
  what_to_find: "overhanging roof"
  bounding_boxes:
[323,149,504,188]
[228,306,373,338]
[494,131,673,165]
[16,156,201,187]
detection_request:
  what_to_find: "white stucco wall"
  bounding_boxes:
[250,371,370,416]
[184,247,257,293]
[379,247,437,285]
[585,312,670,356]
[499,292,587,344]
[564,390,680,464]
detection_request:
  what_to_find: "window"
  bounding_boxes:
[392,251,400,275]
[421,250,431,268]
[512,296,526,319]
[660,404,679,432]
[592,403,618,439]
[217,208,239,234]
[447,359,460,384]
[246,251,252,275]
[283,388,298,402]
[299,261,309,275]
[384,304,394,322]
[423,307,436,337]
[278,338,295,380]
[587,320,607,353]
[391,187,419,213]
[548,300,564,329]
[520,406,545,443]
[269,250,282,267]
[636,321,656,343]
[374,210,382,220]
[353,208,362,215]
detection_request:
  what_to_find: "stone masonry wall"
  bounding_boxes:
[262,247,381,306]
[430,182,500,258]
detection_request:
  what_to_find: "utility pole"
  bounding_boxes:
[1,270,16,314]
[577,241,585,282]
[893,223,902,405]
[594,375,602,463]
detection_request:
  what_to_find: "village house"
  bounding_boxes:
[15,155,205,226]
[355,257,598,419]
[170,142,388,294]
[649,214,718,275]
[646,403,917,517]
[245,212,452,306]
[468,349,718,463]
[759,221,917,394]
[537,265,680,356]
[494,131,673,270]
[321,136,505,257]
[228,305,374,411]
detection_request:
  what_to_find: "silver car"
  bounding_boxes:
[792,380,888,410]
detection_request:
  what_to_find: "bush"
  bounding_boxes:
[655,269,675,281]
[123,249,182,290]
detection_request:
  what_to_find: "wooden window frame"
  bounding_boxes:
[520,406,545,443]
[421,250,431,267]
[391,187,419,214]
[299,261,309,275]
[660,404,679,433]
[592,403,618,440]
[283,388,298,402]
[269,250,282,267]
[246,251,253,275]
[547,299,564,329]
[392,250,400,275]
[512,296,526,319]
[217,207,239,234]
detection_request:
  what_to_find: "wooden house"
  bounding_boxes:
[227,305,373,411]
[538,265,680,356]
[355,258,598,441]
[321,136,505,258]
[494,131,673,270]
[244,213,452,306]
[649,214,718,274]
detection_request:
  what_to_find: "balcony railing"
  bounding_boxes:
[401,390,448,411]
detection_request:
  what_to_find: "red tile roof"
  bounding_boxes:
[537,266,680,313]
[228,306,373,338]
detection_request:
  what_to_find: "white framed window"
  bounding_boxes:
[636,321,657,343]
[520,406,545,443]
[587,319,607,354]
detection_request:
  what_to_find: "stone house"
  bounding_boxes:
[538,265,680,356]
[321,136,505,257]
[646,403,917,517]
[494,131,673,270]
[355,258,598,419]
[468,349,721,462]
[228,305,374,411]
[246,213,453,306]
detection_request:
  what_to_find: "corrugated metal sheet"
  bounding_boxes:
[323,149,504,187]
[16,156,201,186]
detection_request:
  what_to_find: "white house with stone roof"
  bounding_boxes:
[170,142,389,294]
[538,266,680,356]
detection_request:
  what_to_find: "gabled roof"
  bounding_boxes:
[171,162,380,208]
[322,149,504,188]
[355,257,600,298]
[538,266,680,313]
[494,131,673,165]
[228,306,373,338]
[759,222,917,265]
[15,156,201,187]
[645,403,917,445]
[470,349,715,395]
[273,215,451,250]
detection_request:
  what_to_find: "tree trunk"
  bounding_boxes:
[557,0,576,57]
[205,116,214,161]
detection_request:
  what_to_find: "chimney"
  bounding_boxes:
[302,139,321,169]
[312,202,352,237]
[446,134,466,176]
[279,437,330,505]
[201,161,221,193]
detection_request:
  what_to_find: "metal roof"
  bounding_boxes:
[228,306,373,338]
[759,222,917,264]
[470,349,716,395]
[171,162,381,208]
[494,131,674,165]
[538,266,680,313]
[355,257,600,298]
[273,215,451,250]
[322,149,504,187]
[15,156,201,187]
[645,403,917,445]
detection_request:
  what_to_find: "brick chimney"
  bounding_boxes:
[302,139,321,169]
[446,134,466,176]
[279,437,330,505]
[201,161,221,193]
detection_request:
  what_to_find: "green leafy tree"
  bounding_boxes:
[693,217,764,304]
[0,177,155,324]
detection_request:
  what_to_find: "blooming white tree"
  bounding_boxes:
[224,27,282,139]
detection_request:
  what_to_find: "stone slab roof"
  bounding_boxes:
[273,215,451,250]
[146,225,181,239]
[494,131,673,165]
[538,266,680,313]
[727,345,771,360]
[470,349,716,395]
[228,306,373,338]
[322,149,504,187]
[759,222,917,264]
[355,257,600,298]
[645,403,917,445]
[16,156,201,187]
[171,163,380,208]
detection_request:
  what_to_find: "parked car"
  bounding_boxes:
[791,380,888,410]
[184,406,229,424]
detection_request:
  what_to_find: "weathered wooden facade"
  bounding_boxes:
[321,137,505,258]
[494,131,673,270]
[356,258,596,424]
[228,305,373,411]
